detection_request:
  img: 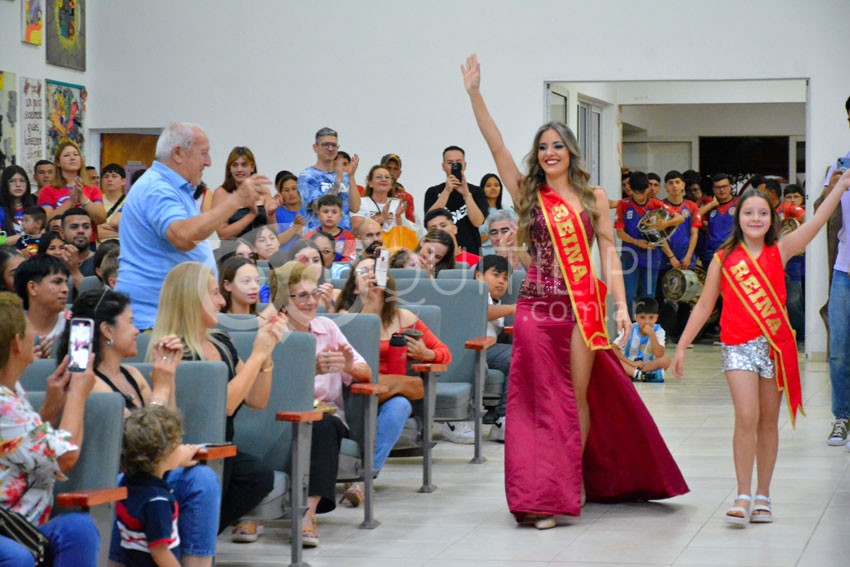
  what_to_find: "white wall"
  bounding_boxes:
[4,0,849,357]
[622,103,806,140]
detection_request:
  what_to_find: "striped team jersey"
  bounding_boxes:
[662,198,701,268]
[615,197,676,269]
[703,198,738,262]
[117,474,180,566]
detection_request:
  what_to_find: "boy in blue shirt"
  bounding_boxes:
[116,405,199,567]
[613,297,670,383]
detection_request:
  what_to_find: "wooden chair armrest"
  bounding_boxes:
[411,363,449,373]
[56,487,127,508]
[276,410,324,422]
[465,336,496,351]
[195,444,237,461]
[503,326,513,335]
[351,383,389,396]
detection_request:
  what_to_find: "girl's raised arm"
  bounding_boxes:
[462,54,523,203]
[780,168,850,263]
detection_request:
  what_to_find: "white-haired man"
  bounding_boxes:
[483,209,526,270]
[117,122,268,330]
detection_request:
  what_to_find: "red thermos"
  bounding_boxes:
[386,332,408,374]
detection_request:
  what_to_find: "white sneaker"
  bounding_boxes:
[489,418,505,442]
[440,421,475,444]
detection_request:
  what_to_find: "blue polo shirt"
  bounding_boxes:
[117,161,216,330]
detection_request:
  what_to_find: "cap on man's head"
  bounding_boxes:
[381,154,402,168]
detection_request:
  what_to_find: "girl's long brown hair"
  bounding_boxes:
[717,188,778,265]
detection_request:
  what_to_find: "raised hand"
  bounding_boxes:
[349,154,360,176]
[461,53,481,93]
[235,174,273,208]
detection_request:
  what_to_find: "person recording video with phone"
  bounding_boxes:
[424,146,489,256]
[0,292,100,566]
[336,255,452,490]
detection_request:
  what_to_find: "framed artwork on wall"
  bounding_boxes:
[20,77,45,176]
[0,71,19,169]
[45,79,86,158]
[45,0,86,71]
[23,0,45,45]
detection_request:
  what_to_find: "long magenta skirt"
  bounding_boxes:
[505,297,689,519]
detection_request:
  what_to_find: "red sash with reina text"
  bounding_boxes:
[539,187,610,350]
[721,244,804,426]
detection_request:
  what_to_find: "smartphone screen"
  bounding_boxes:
[374,248,389,287]
[68,318,95,373]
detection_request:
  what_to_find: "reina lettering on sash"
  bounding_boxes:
[539,188,610,350]
[721,245,803,425]
[729,260,781,333]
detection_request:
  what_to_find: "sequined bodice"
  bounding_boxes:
[519,204,595,299]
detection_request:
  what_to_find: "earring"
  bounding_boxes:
[106,339,114,346]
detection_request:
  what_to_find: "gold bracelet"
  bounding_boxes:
[261,364,274,373]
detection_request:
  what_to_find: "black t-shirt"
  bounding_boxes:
[423,183,489,255]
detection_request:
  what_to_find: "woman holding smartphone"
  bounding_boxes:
[335,256,451,506]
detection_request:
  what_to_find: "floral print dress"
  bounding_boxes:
[0,382,77,526]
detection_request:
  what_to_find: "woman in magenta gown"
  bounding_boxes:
[461,54,689,529]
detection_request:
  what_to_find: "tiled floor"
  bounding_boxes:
[216,344,849,566]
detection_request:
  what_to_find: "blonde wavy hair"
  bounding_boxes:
[516,122,601,248]
[148,262,224,362]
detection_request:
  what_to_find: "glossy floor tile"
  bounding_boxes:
[216,345,849,566]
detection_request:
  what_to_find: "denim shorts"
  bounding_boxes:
[721,336,775,379]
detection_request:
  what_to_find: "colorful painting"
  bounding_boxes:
[45,0,85,71]
[45,79,85,159]
[20,77,45,177]
[0,71,19,170]
[23,0,44,45]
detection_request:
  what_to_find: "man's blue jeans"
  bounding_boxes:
[622,260,658,318]
[829,270,850,419]
[0,513,99,567]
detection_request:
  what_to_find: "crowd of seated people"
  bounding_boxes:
[4,132,805,564]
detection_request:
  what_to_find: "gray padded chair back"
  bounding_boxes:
[322,313,380,447]
[130,362,229,445]
[79,275,103,294]
[388,268,429,280]
[436,268,475,280]
[229,331,316,472]
[19,359,58,391]
[404,304,441,337]
[26,391,124,493]
[217,313,261,333]
[392,278,487,385]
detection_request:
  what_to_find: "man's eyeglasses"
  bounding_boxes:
[319,142,339,149]
[488,227,512,237]
[289,289,323,302]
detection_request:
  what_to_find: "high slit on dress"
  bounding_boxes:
[505,204,689,520]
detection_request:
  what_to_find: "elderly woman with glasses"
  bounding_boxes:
[265,261,371,548]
